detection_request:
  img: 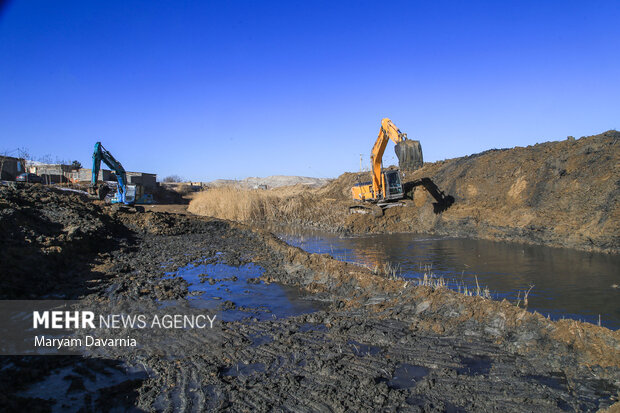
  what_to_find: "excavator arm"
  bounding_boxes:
[370,118,407,197]
[89,142,132,204]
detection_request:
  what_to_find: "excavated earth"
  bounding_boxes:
[378,130,620,254]
[1,184,619,412]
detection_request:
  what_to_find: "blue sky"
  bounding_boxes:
[1,1,618,181]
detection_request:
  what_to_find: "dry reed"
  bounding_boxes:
[188,186,345,224]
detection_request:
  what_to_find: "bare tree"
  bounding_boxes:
[17,147,30,162]
[163,175,184,183]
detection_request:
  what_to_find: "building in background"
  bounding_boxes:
[2,157,157,190]
[76,168,114,183]
[27,162,78,183]
[126,172,157,189]
[0,156,26,180]
[76,169,157,188]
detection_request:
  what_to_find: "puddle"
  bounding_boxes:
[17,363,147,413]
[388,363,430,389]
[457,355,492,376]
[166,260,326,321]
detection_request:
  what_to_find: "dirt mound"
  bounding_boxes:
[262,131,620,253]
[0,184,127,298]
[374,130,619,253]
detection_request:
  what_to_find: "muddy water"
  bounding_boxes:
[274,227,620,329]
[166,260,326,321]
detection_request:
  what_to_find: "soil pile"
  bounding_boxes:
[0,184,127,298]
[360,130,620,253]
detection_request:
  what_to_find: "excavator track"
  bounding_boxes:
[348,203,384,217]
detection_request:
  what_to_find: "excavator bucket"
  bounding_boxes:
[395,140,423,171]
[88,184,110,200]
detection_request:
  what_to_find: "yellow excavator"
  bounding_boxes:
[350,118,422,214]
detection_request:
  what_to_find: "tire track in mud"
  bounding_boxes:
[134,313,616,412]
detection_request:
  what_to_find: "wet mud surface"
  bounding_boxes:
[1,185,619,411]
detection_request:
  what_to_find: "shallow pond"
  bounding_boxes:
[274,227,620,329]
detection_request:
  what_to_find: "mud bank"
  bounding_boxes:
[190,130,620,254]
[1,185,619,411]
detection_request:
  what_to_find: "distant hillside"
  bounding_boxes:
[207,175,331,189]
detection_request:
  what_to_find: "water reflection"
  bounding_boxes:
[274,226,620,330]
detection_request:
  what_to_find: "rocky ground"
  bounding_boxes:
[1,184,619,411]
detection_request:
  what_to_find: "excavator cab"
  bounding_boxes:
[351,169,404,202]
[383,170,403,201]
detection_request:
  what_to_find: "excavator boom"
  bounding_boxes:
[370,118,407,196]
[89,142,135,205]
[351,118,407,204]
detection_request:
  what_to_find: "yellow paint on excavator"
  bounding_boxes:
[352,118,407,202]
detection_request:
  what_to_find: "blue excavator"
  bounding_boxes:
[88,141,136,205]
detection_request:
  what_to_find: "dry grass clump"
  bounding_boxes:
[188,187,278,221]
[188,185,347,225]
[188,172,366,225]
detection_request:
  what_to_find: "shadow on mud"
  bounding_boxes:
[403,177,455,213]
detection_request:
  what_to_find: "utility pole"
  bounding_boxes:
[360,154,363,172]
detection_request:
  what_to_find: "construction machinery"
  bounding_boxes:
[88,142,136,205]
[350,118,422,214]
